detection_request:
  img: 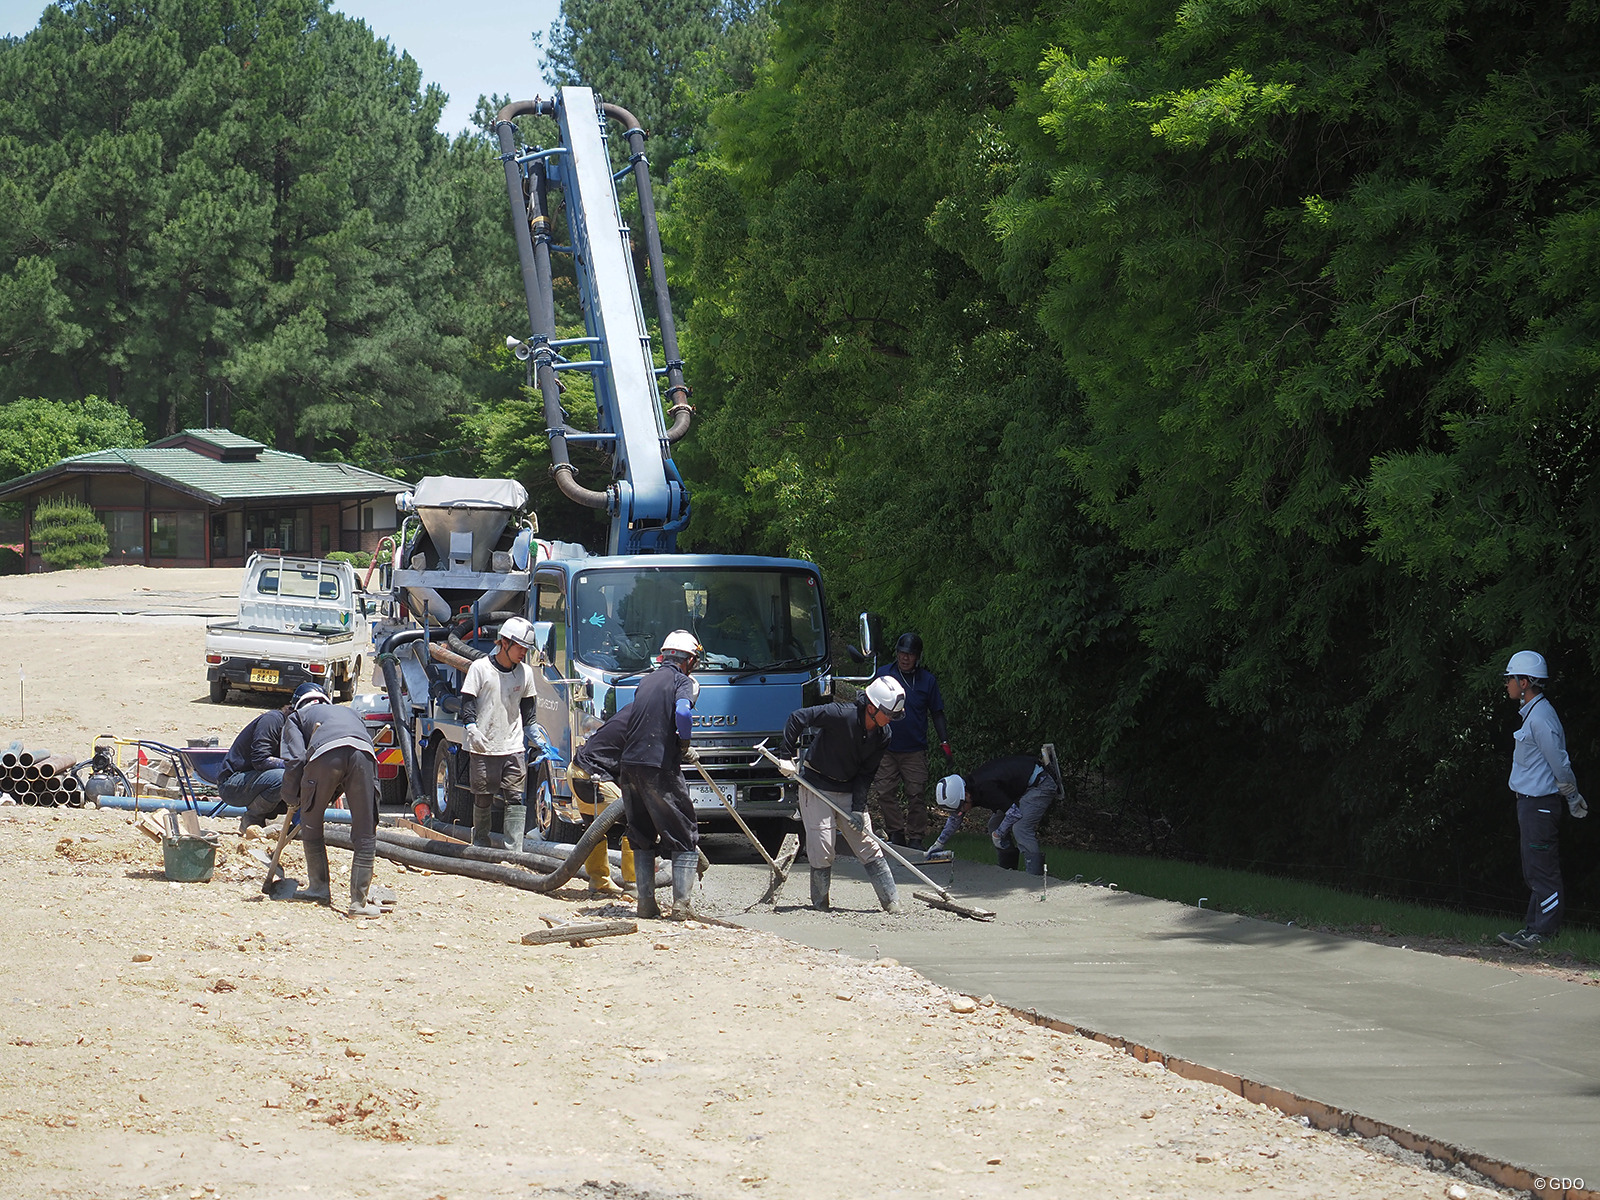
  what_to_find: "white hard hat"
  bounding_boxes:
[499,615,537,649]
[935,774,965,810]
[1504,650,1549,680]
[863,675,906,716]
[660,629,702,659]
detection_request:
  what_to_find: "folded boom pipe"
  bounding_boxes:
[495,98,610,514]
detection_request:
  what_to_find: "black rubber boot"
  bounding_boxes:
[348,850,383,917]
[864,857,902,913]
[810,865,831,911]
[471,799,493,848]
[635,852,660,919]
[996,845,1021,871]
[295,839,332,905]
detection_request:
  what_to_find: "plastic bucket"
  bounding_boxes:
[162,835,218,883]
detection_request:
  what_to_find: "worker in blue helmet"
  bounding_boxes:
[1498,651,1585,951]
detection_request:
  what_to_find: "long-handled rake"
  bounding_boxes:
[688,755,798,906]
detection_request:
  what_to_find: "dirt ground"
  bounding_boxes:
[0,568,1526,1198]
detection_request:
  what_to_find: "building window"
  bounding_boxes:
[321,524,331,555]
[246,508,311,555]
[150,512,205,559]
[101,511,143,561]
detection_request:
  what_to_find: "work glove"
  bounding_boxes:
[772,757,797,778]
[845,809,868,834]
[1569,793,1588,819]
[682,745,701,765]
[465,722,483,753]
[940,741,953,763]
[924,844,953,863]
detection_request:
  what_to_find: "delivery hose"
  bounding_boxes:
[327,800,624,893]
[377,651,425,809]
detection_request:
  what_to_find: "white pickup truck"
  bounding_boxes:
[204,554,372,704]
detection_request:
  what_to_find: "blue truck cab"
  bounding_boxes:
[524,551,829,844]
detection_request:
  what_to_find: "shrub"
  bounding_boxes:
[325,550,373,569]
[32,499,108,569]
[0,547,21,575]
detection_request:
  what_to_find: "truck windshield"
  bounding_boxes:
[572,567,827,673]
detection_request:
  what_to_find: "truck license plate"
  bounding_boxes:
[250,668,280,685]
[688,782,723,809]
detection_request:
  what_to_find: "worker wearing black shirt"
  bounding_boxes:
[776,675,907,912]
[569,710,637,898]
[930,752,1061,875]
[218,704,289,832]
[280,685,381,915]
[618,630,700,920]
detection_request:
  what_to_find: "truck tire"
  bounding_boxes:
[532,764,582,844]
[378,768,408,809]
[209,678,228,704]
[335,668,355,703]
[424,737,471,825]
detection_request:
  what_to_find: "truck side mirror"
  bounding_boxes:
[531,620,555,665]
[858,612,884,659]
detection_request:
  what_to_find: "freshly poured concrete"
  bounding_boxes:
[712,856,1599,1184]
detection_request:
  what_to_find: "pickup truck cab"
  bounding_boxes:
[205,554,371,704]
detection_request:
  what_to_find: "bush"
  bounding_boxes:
[0,547,21,575]
[32,499,108,569]
[325,550,373,569]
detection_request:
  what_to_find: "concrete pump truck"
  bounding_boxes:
[365,87,874,853]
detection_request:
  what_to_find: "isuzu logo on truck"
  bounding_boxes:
[692,714,737,727]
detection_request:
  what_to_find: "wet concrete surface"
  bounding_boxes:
[693,848,1600,1185]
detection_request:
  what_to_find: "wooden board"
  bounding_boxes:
[393,817,466,844]
[521,919,637,946]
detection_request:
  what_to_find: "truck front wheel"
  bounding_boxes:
[424,737,470,825]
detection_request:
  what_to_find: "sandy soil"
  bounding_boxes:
[0,568,1531,1198]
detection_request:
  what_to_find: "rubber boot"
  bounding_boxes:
[810,865,831,911]
[471,799,493,848]
[635,851,660,919]
[585,840,621,896]
[1023,852,1045,877]
[503,803,527,854]
[295,839,332,905]
[620,838,637,896]
[347,850,383,918]
[668,851,699,920]
[865,857,902,913]
[996,845,1021,871]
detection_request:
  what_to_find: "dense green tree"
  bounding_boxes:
[0,0,476,458]
[0,396,146,483]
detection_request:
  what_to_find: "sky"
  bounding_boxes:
[0,0,561,138]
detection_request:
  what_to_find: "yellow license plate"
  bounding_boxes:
[250,668,280,685]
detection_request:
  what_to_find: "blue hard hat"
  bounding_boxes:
[291,682,330,709]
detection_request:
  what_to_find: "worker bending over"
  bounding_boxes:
[928,750,1061,875]
[460,616,540,849]
[280,683,384,916]
[617,630,701,920]
[569,710,636,898]
[219,699,290,833]
[776,676,906,913]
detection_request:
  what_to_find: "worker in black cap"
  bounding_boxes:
[279,683,383,916]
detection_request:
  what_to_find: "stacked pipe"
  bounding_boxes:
[0,749,83,806]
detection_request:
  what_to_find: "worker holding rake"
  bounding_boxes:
[775,676,906,913]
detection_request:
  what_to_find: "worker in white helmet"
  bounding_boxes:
[774,676,906,913]
[617,629,702,920]
[459,615,541,849]
[926,748,1062,875]
[1498,650,1585,951]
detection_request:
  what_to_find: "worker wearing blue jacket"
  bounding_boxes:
[866,632,950,849]
[1499,651,1586,951]
[219,702,290,832]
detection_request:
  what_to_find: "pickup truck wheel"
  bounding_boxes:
[209,678,228,704]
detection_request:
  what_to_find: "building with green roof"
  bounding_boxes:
[0,429,408,568]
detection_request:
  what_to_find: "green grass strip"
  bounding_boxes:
[942,834,1600,967]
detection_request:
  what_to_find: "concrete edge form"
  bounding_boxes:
[994,997,1592,1200]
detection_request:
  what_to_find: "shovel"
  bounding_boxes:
[752,741,995,921]
[686,753,797,905]
[259,811,301,899]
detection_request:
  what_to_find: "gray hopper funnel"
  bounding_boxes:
[404,477,529,573]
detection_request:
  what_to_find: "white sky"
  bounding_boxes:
[0,0,560,138]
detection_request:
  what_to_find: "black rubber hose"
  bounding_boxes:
[452,610,520,632]
[331,800,625,894]
[377,652,425,809]
[376,827,574,872]
[446,633,486,661]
